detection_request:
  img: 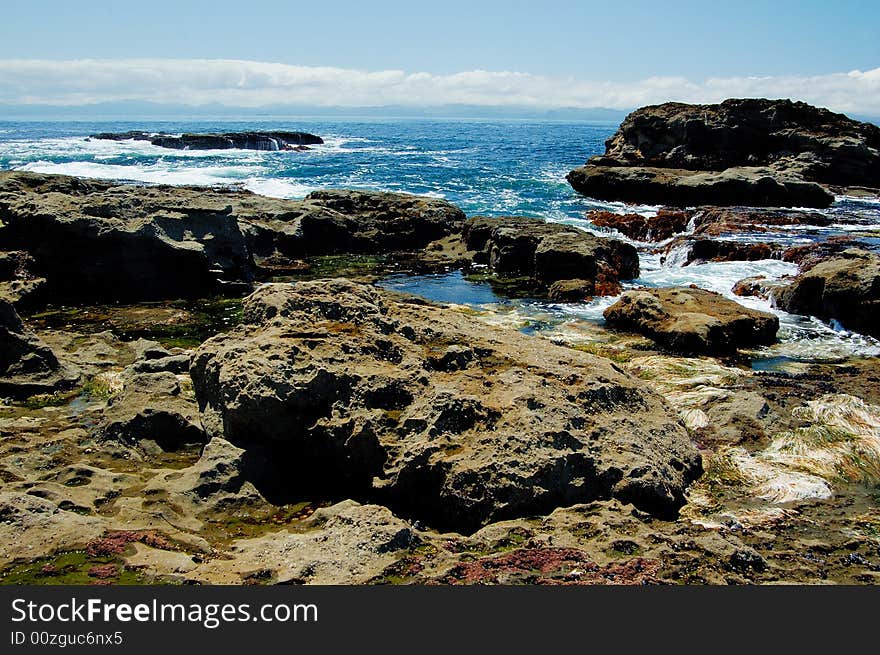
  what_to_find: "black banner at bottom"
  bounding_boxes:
[0,585,872,653]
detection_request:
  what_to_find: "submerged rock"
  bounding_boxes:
[568,98,880,207]
[772,249,880,338]
[0,299,79,398]
[190,280,701,532]
[463,216,638,295]
[603,287,779,355]
[732,276,787,300]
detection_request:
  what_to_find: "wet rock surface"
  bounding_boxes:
[772,249,880,338]
[1,159,879,586]
[662,237,783,266]
[190,280,701,532]
[588,209,689,242]
[603,287,779,355]
[463,215,639,295]
[568,164,834,208]
[568,98,880,207]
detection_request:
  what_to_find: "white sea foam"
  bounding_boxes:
[636,254,798,296]
[16,160,256,186]
[243,177,318,199]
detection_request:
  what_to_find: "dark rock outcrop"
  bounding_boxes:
[0,172,465,304]
[93,131,324,151]
[588,209,689,242]
[463,216,639,294]
[568,98,880,207]
[0,172,254,302]
[190,280,702,532]
[771,249,880,338]
[603,287,779,354]
[781,236,872,270]
[0,299,78,398]
[90,131,156,142]
[0,251,46,308]
[243,189,466,260]
[662,237,782,266]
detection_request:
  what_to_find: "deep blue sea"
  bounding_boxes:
[0,119,633,222]
[1,118,879,363]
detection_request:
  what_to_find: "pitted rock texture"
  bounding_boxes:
[190,279,702,532]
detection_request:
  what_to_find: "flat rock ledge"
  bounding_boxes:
[603,287,780,355]
[189,279,702,533]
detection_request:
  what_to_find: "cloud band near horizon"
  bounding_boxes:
[1,59,879,116]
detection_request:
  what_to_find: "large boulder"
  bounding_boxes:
[0,298,78,398]
[568,98,880,207]
[603,287,779,355]
[463,216,639,294]
[190,280,702,532]
[771,249,880,338]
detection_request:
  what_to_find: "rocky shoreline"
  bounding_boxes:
[2,100,880,585]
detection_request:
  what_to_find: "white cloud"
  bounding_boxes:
[0,58,878,116]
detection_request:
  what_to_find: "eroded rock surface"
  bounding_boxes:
[0,299,78,398]
[190,280,701,532]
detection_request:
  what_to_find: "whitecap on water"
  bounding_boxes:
[243,178,318,199]
[16,160,258,186]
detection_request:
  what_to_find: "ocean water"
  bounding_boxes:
[1,118,879,363]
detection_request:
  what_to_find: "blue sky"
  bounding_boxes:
[0,1,878,114]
